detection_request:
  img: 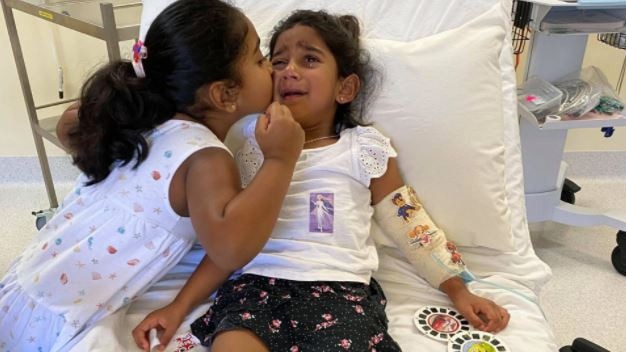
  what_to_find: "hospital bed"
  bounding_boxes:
[68,0,562,351]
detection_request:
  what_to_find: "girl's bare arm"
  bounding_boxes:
[187,104,303,272]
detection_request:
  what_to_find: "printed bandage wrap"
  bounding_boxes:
[373,185,466,288]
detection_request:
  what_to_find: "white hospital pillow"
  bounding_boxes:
[365,3,515,252]
[360,1,498,41]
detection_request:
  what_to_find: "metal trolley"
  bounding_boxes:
[1,0,141,208]
[514,0,626,276]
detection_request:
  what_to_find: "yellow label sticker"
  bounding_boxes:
[38,10,54,20]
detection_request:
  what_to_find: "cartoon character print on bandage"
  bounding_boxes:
[391,186,421,222]
[446,241,465,266]
[374,185,467,287]
[407,224,438,247]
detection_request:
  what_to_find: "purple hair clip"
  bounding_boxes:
[132,40,148,78]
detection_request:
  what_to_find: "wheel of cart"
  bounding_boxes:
[559,337,611,352]
[32,208,56,230]
[612,231,626,276]
[560,178,581,204]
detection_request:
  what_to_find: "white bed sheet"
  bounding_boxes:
[66,0,559,351]
[68,244,557,351]
[374,248,557,351]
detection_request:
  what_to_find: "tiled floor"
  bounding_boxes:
[530,178,626,351]
[1,156,625,350]
[0,182,74,272]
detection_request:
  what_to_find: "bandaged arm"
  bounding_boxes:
[373,184,467,288]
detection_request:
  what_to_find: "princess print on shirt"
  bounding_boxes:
[309,193,334,233]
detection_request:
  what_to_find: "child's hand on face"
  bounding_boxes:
[255,102,304,164]
[132,302,187,351]
[450,292,510,333]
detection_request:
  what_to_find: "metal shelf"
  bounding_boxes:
[519,1,626,234]
[522,0,626,34]
[35,115,66,151]
[5,0,140,39]
[519,105,626,130]
[1,0,141,207]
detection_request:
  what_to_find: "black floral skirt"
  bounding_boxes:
[190,274,402,351]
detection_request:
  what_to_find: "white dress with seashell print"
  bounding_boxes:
[0,119,229,352]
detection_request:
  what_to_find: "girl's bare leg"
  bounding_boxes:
[211,330,269,352]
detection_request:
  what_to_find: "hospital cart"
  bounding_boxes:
[517,0,626,274]
[1,0,141,208]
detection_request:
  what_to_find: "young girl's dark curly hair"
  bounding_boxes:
[269,10,379,134]
[69,0,248,185]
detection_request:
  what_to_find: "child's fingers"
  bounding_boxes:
[158,327,178,350]
[279,104,292,120]
[131,321,154,351]
[267,105,296,132]
[461,308,486,331]
[257,104,289,136]
[255,113,270,135]
[265,102,281,121]
[497,306,510,331]
[478,306,503,332]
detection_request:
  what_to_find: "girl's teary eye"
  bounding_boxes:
[304,55,320,67]
[271,60,287,69]
[304,55,320,62]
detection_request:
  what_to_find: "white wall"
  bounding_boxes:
[0,6,133,157]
